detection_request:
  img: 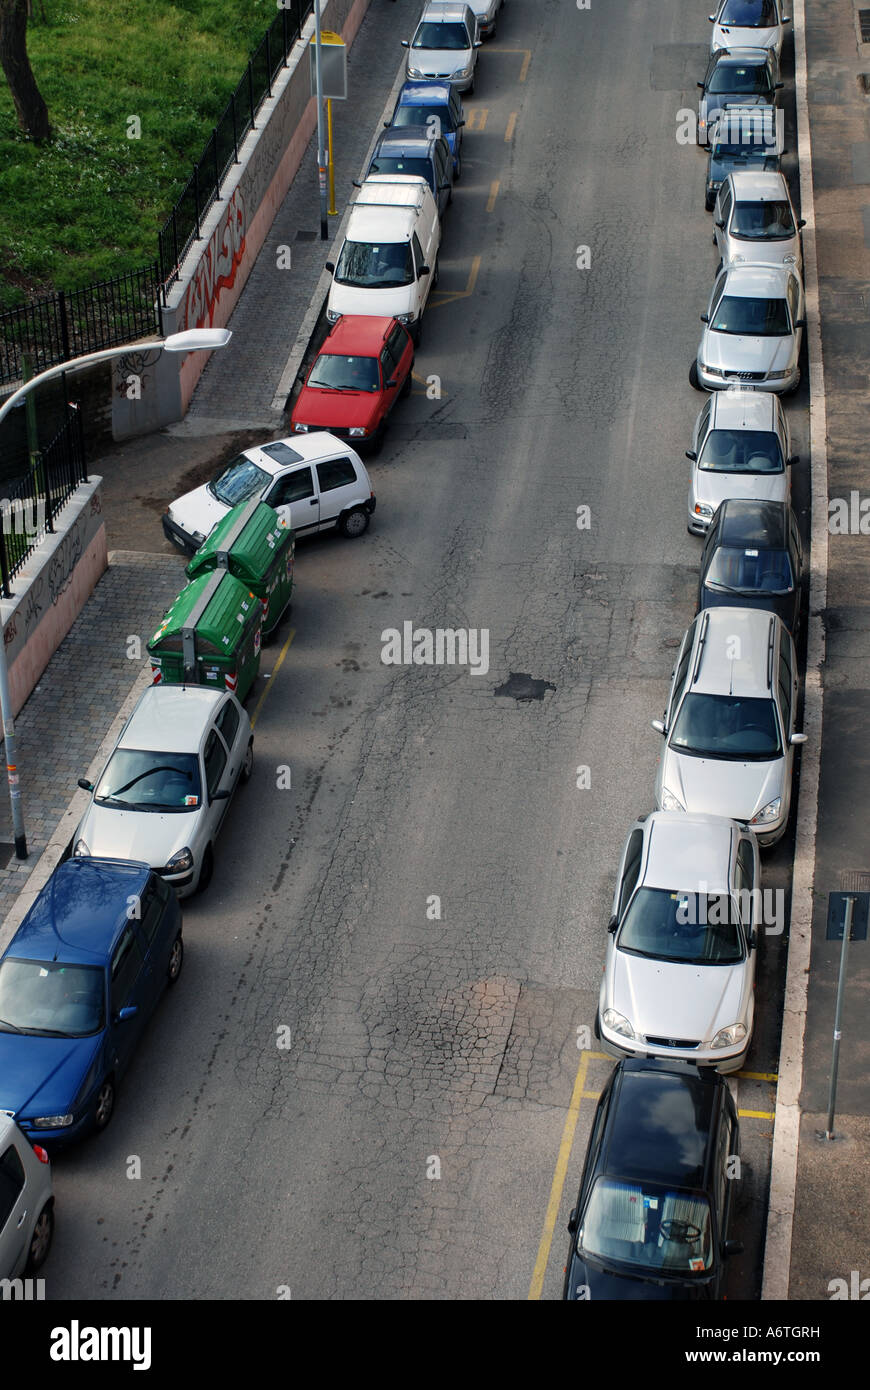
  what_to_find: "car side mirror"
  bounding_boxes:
[474,40,482,48]
[783,16,792,23]
[77,778,94,792]
[686,450,697,461]
[748,930,758,951]
[386,378,398,389]
[775,81,784,90]
[401,39,410,48]
[723,1239,744,1258]
[458,119,466,128]
[117,1005,138,1023]
[418,264,430,276]
[787,454,799,466]
[700,313,709,323]
[715,219,725,229]
[383,120,390,127]
[352,179,362,189]
[325,261,335,273]
[651,719,666,734]
[697,81,706,90]
[439,182,450,191]
[707,13,714,19]
[607,914,618,934]
[211,788,231,801]
[567,1207,579,1234]
[798,218,806,228]
[795,318,806,328]
[791,732,808,745]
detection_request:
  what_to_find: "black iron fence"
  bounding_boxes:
[158,0,314,287]
[0,403,87,596]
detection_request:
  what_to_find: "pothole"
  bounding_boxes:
[494,672,556,701]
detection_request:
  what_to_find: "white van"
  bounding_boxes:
[326,176,441,345]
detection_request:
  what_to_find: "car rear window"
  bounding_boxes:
[317,458,358,493]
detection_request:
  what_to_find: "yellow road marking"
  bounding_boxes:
[465,106,488,131]
[488,48,532,82]
[528,1050,593,1300]
[505,111,517,142]
[250,627,296,729]
[428,254,481,308]
[411,370,447,397]
[739,1071,778,1082]
[738,1109,775,1120]
[486,180,500,213]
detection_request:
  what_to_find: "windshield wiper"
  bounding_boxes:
[705,579,747,594]
[109,766,193,797]
[0,1015,23,1032]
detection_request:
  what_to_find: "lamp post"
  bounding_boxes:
[0,327,232,859]
[314,0,328,240]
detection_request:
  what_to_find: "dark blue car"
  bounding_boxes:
[0,858,183,1148]
[387,80,465,177]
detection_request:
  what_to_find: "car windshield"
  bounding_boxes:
[580,1177,713,1275]
[731,199,795,239]
[719,0,777,23]
[710,294,790,335]
[706,545,794,593]
[0,957,105,1037]
[412,22,470,49]
[308,354,380,392]
[712,138,776,158]
[618,887,744,964]
[95,749,202,812]
[394,105,454,133]
[210,455,270,507]
[708,62,771,95]
[369,156,435,192]
[699,428,784,472]
[670,692,782,760]
[334,239,414,288]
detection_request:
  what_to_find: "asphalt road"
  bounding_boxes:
[48,0,809,1300]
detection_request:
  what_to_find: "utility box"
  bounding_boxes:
[185,498,294,640]
[148,569,262,703]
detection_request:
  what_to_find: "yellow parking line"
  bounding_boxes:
[465,106,489,131]
[428,254,481,308]
[528,1050,592,1300]
[505,111,517,142]
[250,627,296,729]
[411,370,447,397]
[486,180,500,213]
[739,1071,778,1082]
[738,1109,775,1120]
[488,48,532,82]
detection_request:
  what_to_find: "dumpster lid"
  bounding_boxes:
[186,499,293,584]
[148,570,260,655]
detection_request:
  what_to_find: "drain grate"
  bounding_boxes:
[861,9,870,41]
[840,870,870,892]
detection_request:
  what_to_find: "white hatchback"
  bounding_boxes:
[709,0,791,63]
[0,1114,54,1280]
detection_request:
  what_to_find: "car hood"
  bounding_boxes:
[701,328,795,374]
[292,386,379,432]
[0,1031,102,1118]
[567,1253,712,1301]
[407,51,474,79]
[76,802,200,870]
[166,482,230,545]
[695,469,788,513]
[713,27,779,53]
[660,748,784,822]
[328,282,419,318]
[608,950,749,1044]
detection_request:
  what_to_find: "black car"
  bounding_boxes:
[697,47,781,146]
[365,126,454,218]
[563,1059,742,1301]
[698,498,802,633]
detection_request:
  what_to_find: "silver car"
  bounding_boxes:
[468,0,502,39]
[709,0,791,63]
[403,2,482,93]
[652,607,806,846]
[0,1114,53,1280]
[598,812,760,1073]
[687,387,795,534]
[74,685,253,897]
[714,170,804,274]
[691,261,805,393]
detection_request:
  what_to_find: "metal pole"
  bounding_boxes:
[314,0,328,239]
[327,98,337,215]
[824,895,854,1140]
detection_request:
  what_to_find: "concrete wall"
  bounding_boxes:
[1,479,107,718]
[112,0,372,440]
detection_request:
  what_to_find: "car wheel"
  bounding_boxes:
[412,317,423,346]
[689,359,701,390]
[167,933,184,985]
[401,363,414,398]
[784,373,801,396]
[368,424,385,456]
[705,192,716,212]
[93,1077,115,1133]
[196,845,214,895]
[25,1202,54,1273]
[240,737,254,784]
[339,507,370,539]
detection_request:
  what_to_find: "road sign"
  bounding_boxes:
[826,891,869,940]
[309,31,347,100]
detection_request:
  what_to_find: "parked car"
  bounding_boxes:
[163,432,377,551]
[291,315,414,451]
[326,176,441,346]
[652,607,806,845]
[698,499,802,633]
[697,47,781,146]
[705,105,782,211]
[714,169,804,272]
[468,0,502,39]
[386,80,466,177]
[0,1115,53,1277]
[709,0,791,63]
[0,858,183,1147]
[402,2,482,93]
[74,685,253,897]
[563,1058,743,1300]
[690,261,805,393]
[687,387,795,534]
[366,126,454,219]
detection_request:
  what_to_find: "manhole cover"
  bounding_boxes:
[494,672,555,701]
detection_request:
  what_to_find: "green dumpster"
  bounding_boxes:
[147,569,263,703]
[185,498,294,640]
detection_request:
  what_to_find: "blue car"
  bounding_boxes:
[0,858,183,1148]
[386,80,465,178]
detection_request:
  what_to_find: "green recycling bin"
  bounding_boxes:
[185,498,294,641]
[148,569,263,703]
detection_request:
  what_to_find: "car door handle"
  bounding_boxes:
[17,1210,27,1227]
[309,498,318,506]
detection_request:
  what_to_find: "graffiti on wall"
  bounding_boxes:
[180,188,247,331]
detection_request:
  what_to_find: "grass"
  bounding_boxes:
[0,0,278,310]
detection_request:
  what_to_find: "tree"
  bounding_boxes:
[0,0,49,142]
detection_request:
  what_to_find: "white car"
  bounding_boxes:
[0,1114,53,1280]
[163,432,376,553]
[691,261,805,393]
[74,686,253,897]
[598,811,760,1073]
[709,0,791,63]
[402,2,482,92]
[687,387,795,534]
[714,170,804,274]
[469,0,502,40]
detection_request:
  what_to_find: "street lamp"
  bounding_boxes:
[0,327,232,858]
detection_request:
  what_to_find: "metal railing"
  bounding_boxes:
[0,403,88,596]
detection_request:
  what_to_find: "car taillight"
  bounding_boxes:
[32,1144,50,1164]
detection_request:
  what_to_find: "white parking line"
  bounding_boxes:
[761,0,830,1302]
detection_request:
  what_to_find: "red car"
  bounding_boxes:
[291,315,414,451]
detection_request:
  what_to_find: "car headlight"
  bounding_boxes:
[710,1023,748,1050]
[693,503,713,519]
[782,254,797,264]
[348,427,367,437]
[751,797,782,826]
[164,847,194,874]
[293,423,309,433]
[326,308,340,322]
[602,1009,636,1040]
[701,364,724,378]
[31,1114,74,1129]
[731,254,746,263]
[397,312,415,325]
[73,839,90,857]
[407,66,424,78]
[660,789,685,812]
[455,64,472,78]
[766,369,791,381]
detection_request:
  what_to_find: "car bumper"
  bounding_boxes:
[162,513,199,555]
[696,361,799,394]
[687,506,712,535]
[746,818,787,848]
[15,1109,95,1151]
[155,867,196,898]
[599,1023,750,1075]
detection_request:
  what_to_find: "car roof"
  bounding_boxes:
[420,2,472,19]
[710,388,777,431]
[721,261,793,295]
[119,684,226,752]
[239,432,358,478]
[397,80,452,104]
[348,178,430,241]
[729,169,789,199]
[375,126,439,155]
[642,812,736,892]
[717,498,789,548]
[690,607,778,698]
[323,315,398,355]
[602,1063,720,1189]
[5,858,153,966]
